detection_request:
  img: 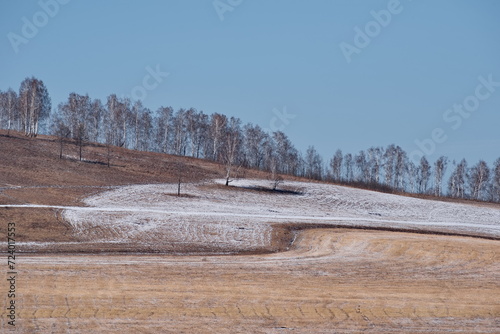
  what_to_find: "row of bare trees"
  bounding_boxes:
[0,77,51,137]
[327,146,500,202]
[1,77,499,202]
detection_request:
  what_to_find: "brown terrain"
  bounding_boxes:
[1,130,499,333]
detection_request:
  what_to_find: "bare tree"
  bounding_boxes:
[209,113,227,162]
[106,94,119,146]
[58,93,92,160]
[121,98,133,149]
[106,94,131,147]
[130,101,153,152]
[448,159,468,198]
[185,108,199,157]
[355,150,369,184]
[243,123,267,169]
[18,77,51,137]
[88,98,104,143]
[434,156,448,196]
[51,116,70,159]
[406,160,418,193]
[141,108,153,151]
[491,158,500,202]
[172,108,188,155]
[0,89,19,135]
[383,144,396,188]
[261,133,275,173]
[272,175,284,191]
[132,100,144,150]
[393,146,407,191]
[330,149,343,182]
[344,153,354,183]
[155,106,173,154]
[75,122,86,161]
[287,148,301,177]
[175,160,186,196]
[367,146,383,184]
[417,156,431,194]
[104,127,114,168]
[468,160,490,201]
[272,131,297,175]
[222,117,242,186]
[305,146,323,180]
[196,112,210,159]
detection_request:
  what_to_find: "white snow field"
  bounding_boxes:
[3,178,500,253]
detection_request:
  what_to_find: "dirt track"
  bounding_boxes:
[2,229,499,333]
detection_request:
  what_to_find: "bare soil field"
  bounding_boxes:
[1,131,499,333]
[3,230,499,333]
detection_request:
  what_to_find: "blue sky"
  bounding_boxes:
[1,0,499,166]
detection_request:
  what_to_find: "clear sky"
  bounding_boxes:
[1,0,499,166]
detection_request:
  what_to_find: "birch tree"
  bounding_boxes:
[393,146,407,191]
[106,94,130,147]
[491,158,500,202]
[209,113,227,162]
[344,153,354,183]
[222,117,242,185]
[50,115,70,159]
[0,89,19,135]
[58,93,92,160]
[243,124,267,169]
[273,131,296,174]
[448,159,468,198]
[172,108,188,155]
[330,149,343,182]
[88,98,104,143]
[434,156,448,197]
[406,160,418,193]
[18,77,51,137]
[132,100,145,150]
[305,146,323,180]
[261,133,275,172]
[355,150,369,183]
[417,156,431,194]
[138,107,153,151]
[383,144,396,188]
[367,146,383,184]
[155,106,173,154]
[468,160,490,201]
[185,108,199,157]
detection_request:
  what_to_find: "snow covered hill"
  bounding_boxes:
[3,178,498,253]
[58,179,500,252]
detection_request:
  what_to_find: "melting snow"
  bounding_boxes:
[2,179,499,252]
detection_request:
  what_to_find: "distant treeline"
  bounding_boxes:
[1,77,499,202]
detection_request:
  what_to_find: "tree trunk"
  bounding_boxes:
[107,144,111,168]
[59,138,63,159]
[79,139,83,161]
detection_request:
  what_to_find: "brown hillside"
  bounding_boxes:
[0,130,269,206]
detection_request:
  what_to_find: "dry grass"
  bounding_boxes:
[3,230,498,333]
[0,130,269,204]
